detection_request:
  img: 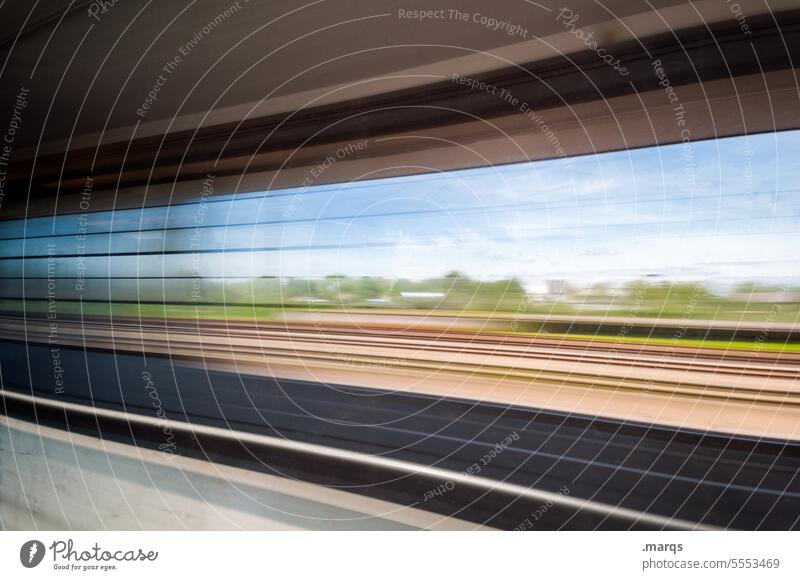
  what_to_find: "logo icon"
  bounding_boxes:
[20,540,45,568]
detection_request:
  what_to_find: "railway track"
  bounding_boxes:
[1,314,798,407]
[5,311,798,362]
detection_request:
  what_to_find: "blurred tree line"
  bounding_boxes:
[185,271,527,311]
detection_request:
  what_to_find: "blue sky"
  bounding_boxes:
[267,129,800,290]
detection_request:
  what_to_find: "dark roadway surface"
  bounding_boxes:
[1,340,799,529]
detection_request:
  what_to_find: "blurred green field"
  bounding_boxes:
[5,273,797,321]
[3,273,798,353]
